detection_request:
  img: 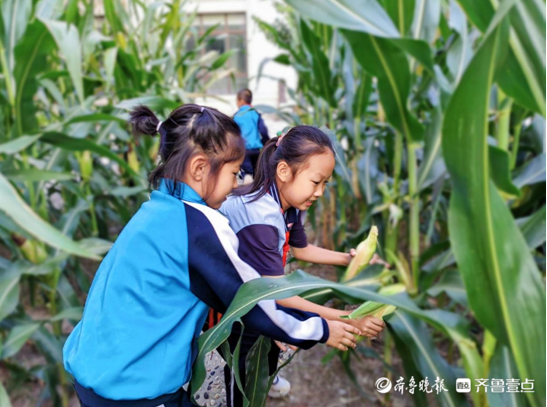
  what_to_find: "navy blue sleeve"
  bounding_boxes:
[257,115,269,145]
[236,225,285,276]
[184,203,329,348]
[288,212,308,248]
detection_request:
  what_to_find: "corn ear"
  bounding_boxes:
[12,234,47,264]
[341,226,378,282]
[344,284,405,320]
[76,151,93,182]
[116,32,127,50]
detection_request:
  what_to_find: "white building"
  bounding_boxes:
[185,0,296,134]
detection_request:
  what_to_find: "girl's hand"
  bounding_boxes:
[346,248,357,266]
[274,340,298,352]
[369,253,391,268]
[325,320,362,351]
[346,315,385,339]
[347,250,390,268]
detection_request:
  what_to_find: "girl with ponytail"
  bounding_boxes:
[220,125,386,406]
[63,108,360,407]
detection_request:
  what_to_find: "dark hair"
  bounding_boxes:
[237,89,252,104]
[235,125,334,201]
[129,104,245,197]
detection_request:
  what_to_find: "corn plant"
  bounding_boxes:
[0,0,235,405]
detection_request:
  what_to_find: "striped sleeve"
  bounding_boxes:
[236,224,285,276]
[184,201,329,349]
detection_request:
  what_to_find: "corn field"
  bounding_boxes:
[0,0,545,407]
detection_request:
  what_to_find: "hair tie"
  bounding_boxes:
[200,107,205,113]
[276,127,291,147]
[156,121,163,133]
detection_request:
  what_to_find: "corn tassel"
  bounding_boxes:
[341,226,378,282]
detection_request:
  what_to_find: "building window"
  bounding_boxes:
[192,13,247,95]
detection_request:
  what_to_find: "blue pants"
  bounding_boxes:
[74,381,194,407]
[241,149,261,177]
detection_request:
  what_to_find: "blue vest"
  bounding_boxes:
[63,181,209,400]
[234,105,263,150]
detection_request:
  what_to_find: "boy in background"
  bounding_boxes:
[234,89,269,183]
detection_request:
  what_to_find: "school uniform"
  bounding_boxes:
[63,179,327,407]
[219,183,309,407]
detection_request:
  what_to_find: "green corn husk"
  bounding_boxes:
[12,233,47,265]
[342,284,405,321]
[341,226,378,282]
[76,150,93,182]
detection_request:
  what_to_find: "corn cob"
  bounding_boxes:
[12,234,47,265]
[76,151,93,182]
[341,226,378,282]
[342,284,405,320]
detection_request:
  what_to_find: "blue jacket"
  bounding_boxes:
[63,180,328,401]
[233,105,265,150]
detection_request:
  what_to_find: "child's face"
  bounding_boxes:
[205,159,243,209]
[277,151,335,211]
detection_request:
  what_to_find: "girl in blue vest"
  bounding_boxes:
[63,106,361,407]
[220,125,386,406]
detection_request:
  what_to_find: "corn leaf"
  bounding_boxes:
[2,0,32,74]
[515,206,546,249]
[488,145,521,196]
[1,323,40,359]
[286,0,400,38]
[0,135,41,154]
[410,0,441,44]
[244,337,271,407]
[40,19,84,105]
[457,0,545,115]
[0,381,12,407]
[0,172,100,260]
[0,269,20,322]
[487,345,527,407]
[442,16,546,407]
[389,312,468,407]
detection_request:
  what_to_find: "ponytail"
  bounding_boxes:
[129,105,161,137]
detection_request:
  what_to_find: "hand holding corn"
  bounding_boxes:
[344,315,385,339]
[325,320,362,351]
[341,284,405,329]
